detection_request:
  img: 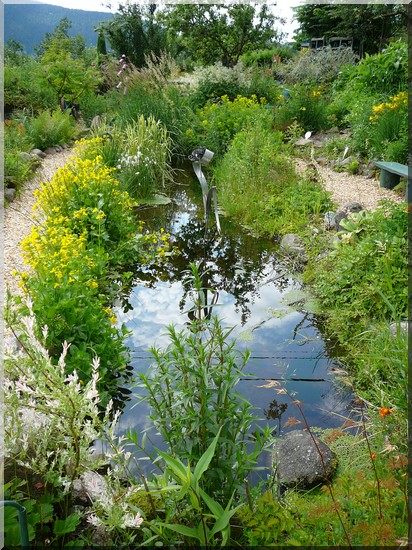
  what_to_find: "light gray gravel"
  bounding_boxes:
[4,149,74,296]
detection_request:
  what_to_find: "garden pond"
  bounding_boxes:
[111,165,357,477]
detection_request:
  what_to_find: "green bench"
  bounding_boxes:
[375,161,410,201]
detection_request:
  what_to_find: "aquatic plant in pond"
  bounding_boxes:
[134,263,274,502]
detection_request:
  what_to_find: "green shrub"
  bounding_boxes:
[4,120,36,190]
[241,46,295,67]
[188,94,272,157]
[24,109,77,149]
[273,83,331,133]
[77,89,111,127]
[188,62,252,108]
[5,58,56,112]
[336,39,407,96]
[308,201,407,341]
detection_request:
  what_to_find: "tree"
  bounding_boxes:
[34,16,87,59]
[161,4,282,68]
[99,3,167,68]
[293,4,407,56]
[5,38,27,65]
[40,35,101,108]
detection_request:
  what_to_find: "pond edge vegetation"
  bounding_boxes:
[4,13,408,547]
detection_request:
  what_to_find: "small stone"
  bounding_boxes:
[30,148,47,159]
[72,471,108,505]
[44,147,57,155]
[19,152,33,162]
[389,321,408,336]
[324,211,336,230]
[280,234,306,257]
[337,156,353,167]
[91,115,101,129]
[335,202,363,230]
[295,137,312,146]
[5,188,16,202]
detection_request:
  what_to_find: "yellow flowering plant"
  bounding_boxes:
[15,139,172,404]
[367,91,407,162]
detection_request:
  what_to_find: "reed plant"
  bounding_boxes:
[134,262,274,502]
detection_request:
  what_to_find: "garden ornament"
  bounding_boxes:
[189,148,221,233]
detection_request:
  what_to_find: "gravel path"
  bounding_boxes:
[296,158,404,210]
[4,151,404,297]
[4,149,74,296]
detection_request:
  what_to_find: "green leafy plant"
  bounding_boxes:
[146,430,244,546]
[311,201,407,339]
[24,109,77,149]
[188,93,272,156]
[238,490,308,545]
[134,262,273,501]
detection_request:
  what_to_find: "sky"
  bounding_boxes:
[5,0,302,39]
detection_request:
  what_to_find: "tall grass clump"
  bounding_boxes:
[105,53,195,162]
[215,123,332,235]
[89,117,174,199]
[117,116,174,198]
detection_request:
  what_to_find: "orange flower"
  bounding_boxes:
[371,453,376,459]
[379,407,393,418]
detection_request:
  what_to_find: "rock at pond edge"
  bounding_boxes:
[273,429,337,489]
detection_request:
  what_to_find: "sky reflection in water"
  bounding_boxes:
[113,172,355,477]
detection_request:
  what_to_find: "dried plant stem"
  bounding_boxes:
[358,398,383,520]
[285,390,352,548]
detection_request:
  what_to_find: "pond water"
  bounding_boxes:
[113,166,355,478]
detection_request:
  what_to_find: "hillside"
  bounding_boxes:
[5,2,113,54]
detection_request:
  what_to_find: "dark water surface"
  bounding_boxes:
[112,167,355,477]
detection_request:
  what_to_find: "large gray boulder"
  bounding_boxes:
[274,429,337,489]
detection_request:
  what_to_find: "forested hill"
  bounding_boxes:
[5,2,113,54]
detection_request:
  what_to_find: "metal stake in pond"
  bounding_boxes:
[189,147,221,234]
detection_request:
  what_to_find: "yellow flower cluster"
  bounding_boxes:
[369,91,407,122]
